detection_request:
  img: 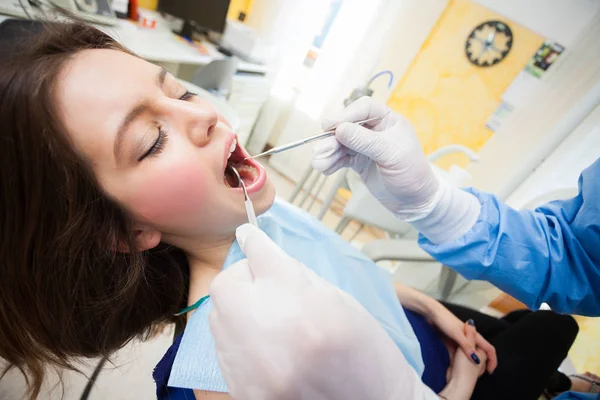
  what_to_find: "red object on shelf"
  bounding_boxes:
[129,0,139,21]
[140,17,157,29]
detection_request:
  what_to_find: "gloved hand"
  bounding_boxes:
[209,224,438,400]
[312,96,480,243]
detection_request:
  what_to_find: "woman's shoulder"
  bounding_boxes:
[153,334,194,399]
[163,302,229,393]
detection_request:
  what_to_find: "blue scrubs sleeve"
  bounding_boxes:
[419,159,600,316]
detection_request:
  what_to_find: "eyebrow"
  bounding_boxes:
[113,67,169,162]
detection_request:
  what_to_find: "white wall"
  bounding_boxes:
[370,0,449,103]
[506,105,600,209]
[472,0,600,46]
[466,10,600,200]
[266,0,448,182]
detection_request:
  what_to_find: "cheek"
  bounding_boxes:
[132,164,211,223]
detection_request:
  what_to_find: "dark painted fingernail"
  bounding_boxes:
[471,353,481,364]
[467,319,475,326]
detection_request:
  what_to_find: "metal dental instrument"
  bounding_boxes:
[244,114,387,160]
[228,165,259,227]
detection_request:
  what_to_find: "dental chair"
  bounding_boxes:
[190,57,239,100]
[336,145,479,236]
[362,183,579,301]
[360,146,479,300]
[290,146,477,226]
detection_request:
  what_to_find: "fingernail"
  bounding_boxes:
[471,353,481,364]
[467,319,475,326]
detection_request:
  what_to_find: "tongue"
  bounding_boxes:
[234,164,257,186]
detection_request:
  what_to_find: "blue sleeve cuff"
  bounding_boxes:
[418,188,498,281]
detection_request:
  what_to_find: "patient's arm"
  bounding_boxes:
[438,344,485,400]
[393,282,497,374]
[439,322,488,400]
[193,390,232,399]
[393,282,439,317]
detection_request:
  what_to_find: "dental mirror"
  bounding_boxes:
[228,165,258,227]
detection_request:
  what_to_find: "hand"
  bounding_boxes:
[312,96,440,221]
[312,97,481,243]
[209,224,438,400]
[428,305,497,374]
[449,321,488,379]
[440,321,488,400]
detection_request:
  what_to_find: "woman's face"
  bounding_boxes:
[56,49,275,249]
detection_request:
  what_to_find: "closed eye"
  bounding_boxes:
[179,90,197,101]
[138,128,168,161]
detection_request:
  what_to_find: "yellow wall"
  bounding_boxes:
[227,0,254,21]
[138,0,157,10]
[387,0,543,168]
[570,316,600,374]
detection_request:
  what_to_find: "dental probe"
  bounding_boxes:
[244,114,387,160]
[228,166,258,227]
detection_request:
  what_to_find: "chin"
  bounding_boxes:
[253,179,276,216]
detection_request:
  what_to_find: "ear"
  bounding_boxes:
[117,225,162,253]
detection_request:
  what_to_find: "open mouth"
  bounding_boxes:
[223,138,261,188]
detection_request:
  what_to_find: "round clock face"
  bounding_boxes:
[465,20,513,67]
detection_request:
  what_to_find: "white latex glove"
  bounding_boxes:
[209,224,438,400]
[312,97,480,243]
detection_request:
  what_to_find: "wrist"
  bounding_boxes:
[439,375,475,400]
[423,297,447,320]
[419,294,442,319]
[411,183,480,244]
[394,282,439,318]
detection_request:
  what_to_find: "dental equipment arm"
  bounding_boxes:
[312,96,480,244]
[209,224,440,400]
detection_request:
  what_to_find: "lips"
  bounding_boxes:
[222,135,266,193]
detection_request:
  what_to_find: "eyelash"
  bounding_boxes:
[137,91,197,161]
[179,90,197,101]
[138,128,168,161]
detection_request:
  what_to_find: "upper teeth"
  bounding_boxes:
[228,139,237,159]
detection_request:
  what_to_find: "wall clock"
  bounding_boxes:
[466,20,513,67]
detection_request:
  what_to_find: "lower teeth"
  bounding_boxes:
[225,161,258,186]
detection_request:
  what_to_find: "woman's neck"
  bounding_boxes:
[185,234,236,307]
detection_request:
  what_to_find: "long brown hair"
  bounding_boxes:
[0,20,188,398]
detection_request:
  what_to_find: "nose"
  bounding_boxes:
[172,100,219,147]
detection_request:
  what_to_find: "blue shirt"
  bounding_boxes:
[167,199,424,392]
[420,158,600,316]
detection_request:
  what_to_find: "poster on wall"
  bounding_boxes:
[486,41,565,132]
[485,102,514,132]
[525,42,565,78]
